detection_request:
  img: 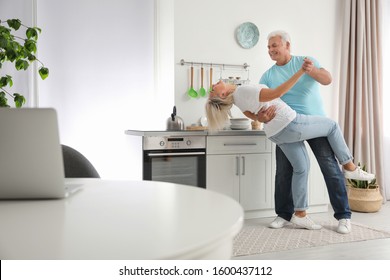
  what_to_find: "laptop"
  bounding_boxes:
[0,108,81,199]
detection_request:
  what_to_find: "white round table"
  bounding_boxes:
[0,179,243,259]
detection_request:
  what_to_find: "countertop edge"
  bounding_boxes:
[125,129,266,137]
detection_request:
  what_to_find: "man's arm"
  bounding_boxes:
[303,57,332,85]
[256,105,277,123]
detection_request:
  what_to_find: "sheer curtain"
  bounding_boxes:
[338,0,386,201]
[382,0,390,200]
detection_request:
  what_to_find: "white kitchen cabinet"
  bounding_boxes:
[206,154,240,200]
[238,153,273,210]
[206,134,329,219]
[207,135,275,218]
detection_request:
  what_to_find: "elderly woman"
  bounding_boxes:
[206,68,375,230]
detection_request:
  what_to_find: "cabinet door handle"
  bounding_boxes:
[242,156,245,175]
[236,156,240,176]
[147,152,205,157]
[224,143,257,146]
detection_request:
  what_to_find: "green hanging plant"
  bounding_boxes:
[0,18,49,107]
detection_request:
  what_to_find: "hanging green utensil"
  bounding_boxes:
[199,66,206,97]
[188,66,198,98]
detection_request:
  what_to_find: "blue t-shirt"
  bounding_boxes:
[259,56,326,116]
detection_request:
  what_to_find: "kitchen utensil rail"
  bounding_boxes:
[180,59,249,70]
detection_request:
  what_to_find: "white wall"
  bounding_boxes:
[35,0,169,179]
[174,0,343,126]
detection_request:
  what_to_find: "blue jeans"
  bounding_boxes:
[271,118,352,219]
[269,114,354,211]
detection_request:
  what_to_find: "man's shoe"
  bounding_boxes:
[269,216,290,229]
[344,166,375,181]
[337,218,351,234]
[290,214,322,230]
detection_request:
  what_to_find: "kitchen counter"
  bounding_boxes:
[125,129,266,137]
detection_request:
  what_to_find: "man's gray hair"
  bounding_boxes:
[267,30,291,44]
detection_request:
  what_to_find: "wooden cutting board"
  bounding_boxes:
[186,126,207,131]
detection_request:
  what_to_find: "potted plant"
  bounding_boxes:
[0,18,49,107]
[347,163,383,212]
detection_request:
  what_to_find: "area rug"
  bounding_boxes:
[233,219,390,257]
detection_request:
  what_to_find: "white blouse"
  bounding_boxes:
[233,84,297,137]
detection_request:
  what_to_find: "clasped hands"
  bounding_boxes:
[303,57,314,74]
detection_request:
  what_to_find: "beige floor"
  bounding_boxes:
[233,202,390,260]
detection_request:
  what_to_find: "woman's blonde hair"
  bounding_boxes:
[205,94,234,131]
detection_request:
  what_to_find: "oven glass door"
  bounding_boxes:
[143,149,206,188]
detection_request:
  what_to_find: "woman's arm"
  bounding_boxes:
[243,111,257,121]
[259,68,305,102]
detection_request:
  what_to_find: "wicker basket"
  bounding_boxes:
[347,185,383,213]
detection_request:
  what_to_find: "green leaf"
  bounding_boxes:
[15,59,29,70]
[11,41,22,52]
[0,92,10,107]
[0,75,13,87]
[0,36,8,49]
[27,54,36,61]
[0,77,7,87]
[0,52,6,62]
[24,39,37,53]
[39,67,49,80]
[5,48,18,61]
[6,19,21,31]
[13,93,26,108]
[26,28,39,40]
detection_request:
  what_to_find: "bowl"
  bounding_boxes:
[230,124,251,130]
[230,118,251,125]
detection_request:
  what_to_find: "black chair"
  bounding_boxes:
[61,144,100,178]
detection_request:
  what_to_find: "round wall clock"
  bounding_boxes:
[235,22,259,49]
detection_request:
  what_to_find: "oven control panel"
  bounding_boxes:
[143,135,206,150]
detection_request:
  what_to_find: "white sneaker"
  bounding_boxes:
[337,218,351,234]
[269,216,290,229]
[290,214,322,230]
[344,166,375,181]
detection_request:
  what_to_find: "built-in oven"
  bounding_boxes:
[143,135,206,188]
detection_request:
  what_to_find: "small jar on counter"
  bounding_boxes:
[251,120,263,130]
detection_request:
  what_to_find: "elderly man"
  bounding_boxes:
[258,30,351,234]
